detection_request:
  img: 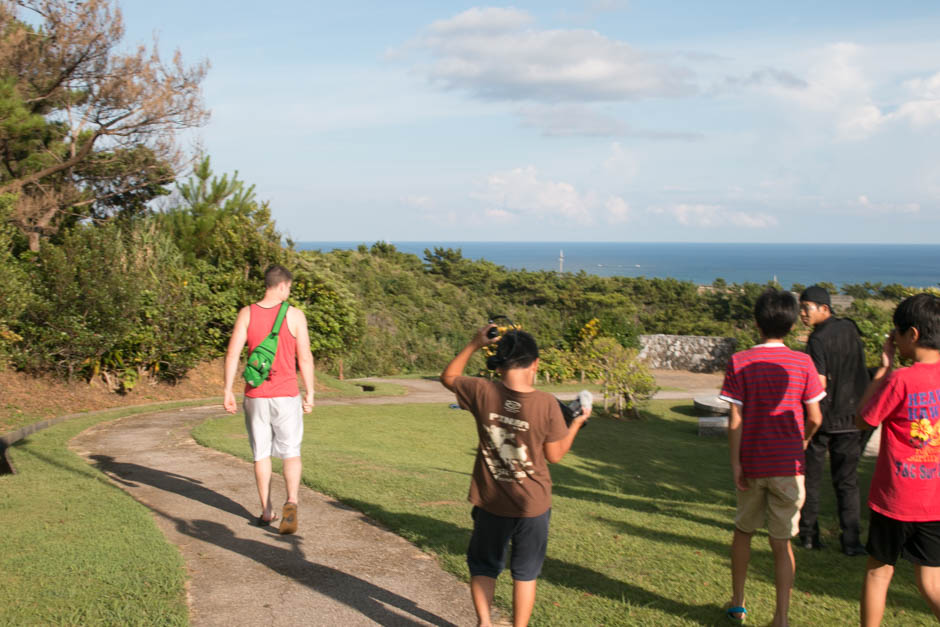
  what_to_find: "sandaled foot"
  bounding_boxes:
[255,513,278,526]
[279,502,298,535]
[725,605,746,623]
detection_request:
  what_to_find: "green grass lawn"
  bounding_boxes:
[193,400,937,626]
[315,372,406,398]
[0,402,203,626]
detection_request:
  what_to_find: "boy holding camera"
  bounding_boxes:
[857,293,940,625]
[718,289,825,626]
[441,325,589,627]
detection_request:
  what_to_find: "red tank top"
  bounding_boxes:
[244,303,299,398]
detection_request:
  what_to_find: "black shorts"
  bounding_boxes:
[466,506,551,581]
[866,509,940,567]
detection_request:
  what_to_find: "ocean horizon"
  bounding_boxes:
[297,241,940,289]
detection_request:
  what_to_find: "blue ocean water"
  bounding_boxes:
[297,241,940,288]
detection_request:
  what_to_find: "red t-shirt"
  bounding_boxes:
[244,303,299,398]
[719,343,826,478]
[860,362,940,521]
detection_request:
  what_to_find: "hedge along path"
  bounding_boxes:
[68,381,483,627]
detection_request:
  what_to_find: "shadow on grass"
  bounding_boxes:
[552,484,732,531]
[668,403,700,418]
[549,413,730,503]
[335,500,724,624]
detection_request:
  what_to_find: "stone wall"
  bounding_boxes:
[638,334,736,373]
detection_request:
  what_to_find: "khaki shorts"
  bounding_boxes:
[244,395,303,461]
[735,475,806,540]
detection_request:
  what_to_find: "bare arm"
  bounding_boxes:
[804,401,822,447]
[293,307,315,412]
[818,374,827,391]
[544,408,592,463]
[440,325,497,391]
[728,403,747,491]
[223,306,251,414]
[856,333,896,430]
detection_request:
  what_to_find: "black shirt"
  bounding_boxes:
[806,316,870,432]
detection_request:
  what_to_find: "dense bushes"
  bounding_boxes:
[15,221,205,390]
[0,159,930,388]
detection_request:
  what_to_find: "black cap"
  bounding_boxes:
[800,285,831,307]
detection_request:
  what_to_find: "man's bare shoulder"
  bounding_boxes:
[287,304,307,322]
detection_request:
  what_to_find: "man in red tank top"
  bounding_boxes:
[223,265,315,534]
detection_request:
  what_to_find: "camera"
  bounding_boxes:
[486,314,516,339]
[558,390,593,428]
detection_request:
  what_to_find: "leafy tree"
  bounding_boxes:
[578,336,657,418]
[0,193,30,364]
[159,157,286,352]
[0,0,208,250]
[16,219,205,389]
[288,254,362,365]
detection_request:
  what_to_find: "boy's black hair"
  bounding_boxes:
[486,330,539,371]
[264,264,293,288]
[754,288,799,339]
[893,293,940,350]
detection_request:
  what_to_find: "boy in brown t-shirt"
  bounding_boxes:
[441,326,590,627]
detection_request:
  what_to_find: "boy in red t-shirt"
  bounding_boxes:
[857,293,940,626]
[718,289,824,626]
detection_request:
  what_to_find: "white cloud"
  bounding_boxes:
[604,142,638,182]
[402,194,433,209]
[605,196,631,223]
[484,208,514,222]
[415,8,696,103]
[651,203,779,229]
[856,195,920,214]
[769,44,940,138]
[472,166,594,224]
[517,104,627,136]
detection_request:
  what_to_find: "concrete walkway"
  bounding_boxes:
[68,373,720,626]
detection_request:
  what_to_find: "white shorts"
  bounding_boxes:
[243,396,303,460]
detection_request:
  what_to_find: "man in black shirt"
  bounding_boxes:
[797,285,870,556]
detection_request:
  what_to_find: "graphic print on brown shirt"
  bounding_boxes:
[452,376,567,517]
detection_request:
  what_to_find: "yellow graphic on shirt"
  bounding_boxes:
[912,419,934,444]
[906,418,940,464]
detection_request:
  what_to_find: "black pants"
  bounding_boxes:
[799,430,862,543]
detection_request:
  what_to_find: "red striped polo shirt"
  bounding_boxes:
[719,343,826,478]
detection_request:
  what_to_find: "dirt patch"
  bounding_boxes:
[650,369,723,390]
[0,360,225,433]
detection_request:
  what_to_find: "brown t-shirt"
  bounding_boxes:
[452,376,568,517]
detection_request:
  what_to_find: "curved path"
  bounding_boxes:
[69,380,485,627]
[68,373,721,626]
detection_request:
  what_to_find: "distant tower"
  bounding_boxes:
[559,249,564,273]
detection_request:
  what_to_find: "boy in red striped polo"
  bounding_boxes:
[718,288,825,626]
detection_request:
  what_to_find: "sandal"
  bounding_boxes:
[255,513,278,526]
[725,606,747,623]
[279,502,298,535]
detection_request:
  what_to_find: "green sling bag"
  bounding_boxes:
[243,302,289,387]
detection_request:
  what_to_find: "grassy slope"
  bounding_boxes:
[193,400,937,626]
[0,403,200,626]
[0,377,405,625]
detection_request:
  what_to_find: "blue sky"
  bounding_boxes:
[119,1,940,243]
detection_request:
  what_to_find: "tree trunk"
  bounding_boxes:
[338,358,344,381]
